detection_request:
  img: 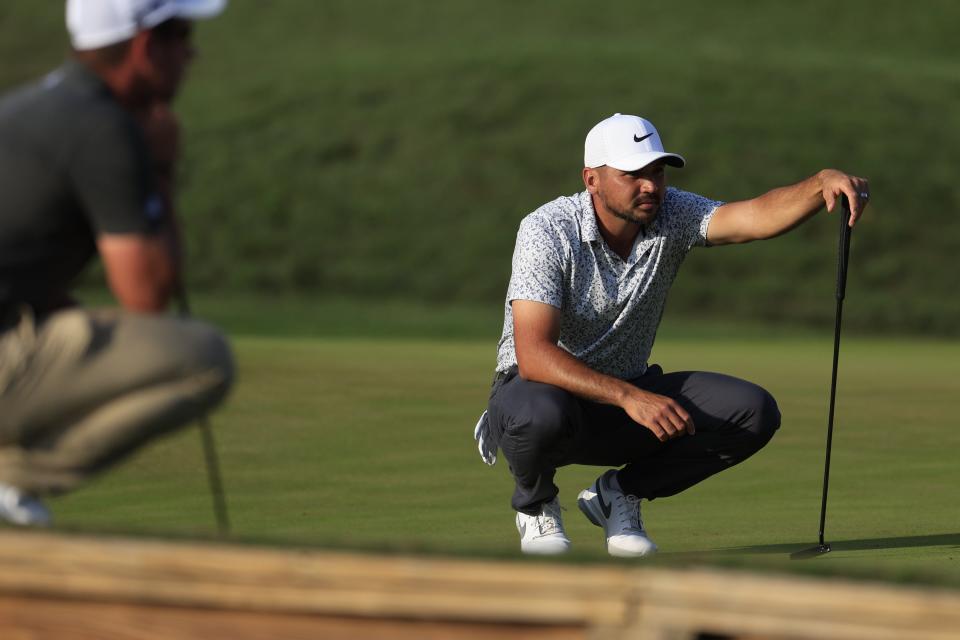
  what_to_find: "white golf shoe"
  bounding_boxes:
[515,497,571,555]
[0,483,52,527]
[577,469,657,558]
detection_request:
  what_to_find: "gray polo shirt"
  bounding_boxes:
[495,188,722,379]
[0,61,162,316]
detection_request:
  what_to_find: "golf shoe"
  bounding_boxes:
[578,469,657,558]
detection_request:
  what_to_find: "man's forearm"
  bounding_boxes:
[156,186,183,275]
[517,341,695,441]
[722,172,826,243]
[139,102,183,274]
[517,340,636,408]
[709,169,869,245]
[743,171,828,239]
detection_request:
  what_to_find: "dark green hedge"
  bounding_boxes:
[3,1,958,334]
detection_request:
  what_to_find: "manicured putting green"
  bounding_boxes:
[48,331,960,587]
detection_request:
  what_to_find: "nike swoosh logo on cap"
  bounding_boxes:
[634,133,653,143]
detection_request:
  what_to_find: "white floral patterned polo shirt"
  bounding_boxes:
[495,188,722,379]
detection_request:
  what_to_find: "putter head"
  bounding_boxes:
[790,543,831,560]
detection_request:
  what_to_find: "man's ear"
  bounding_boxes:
[128,30,154,68]
[583,167,600,193]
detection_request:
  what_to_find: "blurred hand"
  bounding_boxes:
[136,102,180,177]
[134,102,183,265]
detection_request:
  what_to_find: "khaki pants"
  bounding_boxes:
[0,307,233,495]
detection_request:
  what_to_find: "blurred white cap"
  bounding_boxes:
[67,0,227,51]
[584,113,685,170]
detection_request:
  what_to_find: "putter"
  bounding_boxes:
[176,282,231,536]
[792,195,853,560]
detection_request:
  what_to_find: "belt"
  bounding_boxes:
[490,365,519,398]
[492,365,518,384]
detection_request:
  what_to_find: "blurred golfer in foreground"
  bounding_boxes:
[475,113,870,556]
[0,0,232,526]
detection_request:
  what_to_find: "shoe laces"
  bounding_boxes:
[614,493,644,533]
[537,500,565,536]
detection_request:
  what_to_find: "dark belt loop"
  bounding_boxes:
[489,365,519,398]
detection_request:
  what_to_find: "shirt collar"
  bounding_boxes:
[578,188,673,243]
[577,190,602,244]
[48,60,113,100]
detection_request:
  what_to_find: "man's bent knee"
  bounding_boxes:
[180,320,234,412]
[504,383,578,450]
[747,386,781,448]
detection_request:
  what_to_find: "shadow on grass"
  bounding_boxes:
[713,532,960,556]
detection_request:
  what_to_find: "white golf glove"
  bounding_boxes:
[473,410,497,466]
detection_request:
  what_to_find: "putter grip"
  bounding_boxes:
[836,196,852,300]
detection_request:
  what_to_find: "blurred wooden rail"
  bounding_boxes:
[0,531,958,639]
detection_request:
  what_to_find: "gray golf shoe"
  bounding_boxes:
[578,469,657,558]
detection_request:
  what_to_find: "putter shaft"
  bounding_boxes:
[794,197,853,561]
[815,197,853,548]
[176,282,231,536]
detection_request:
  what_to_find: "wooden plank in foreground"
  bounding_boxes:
[636,567,960,640]
[0,530,959,640]
[0,594,585,640]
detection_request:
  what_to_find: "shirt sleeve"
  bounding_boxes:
[506,214,565,309]
[67,108,164,235]
[667,188,724,249]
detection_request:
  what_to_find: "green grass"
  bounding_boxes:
[41,315,960,588]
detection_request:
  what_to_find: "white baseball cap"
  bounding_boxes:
[66,0,227,51]
[584,113,685,171]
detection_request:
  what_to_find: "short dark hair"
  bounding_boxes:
[149,18,191,42]
[74,39,132,67]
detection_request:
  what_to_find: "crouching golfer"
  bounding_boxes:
[474,113,870,556]
[0,0,232,526]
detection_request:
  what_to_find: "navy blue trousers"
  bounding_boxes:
[486,365,781,514]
